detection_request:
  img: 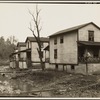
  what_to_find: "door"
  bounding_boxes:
[27,51,32,68]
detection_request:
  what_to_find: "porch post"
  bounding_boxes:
[85,49,89,75]
[86,56,88,75]
[55,64,58,71]
[63,65,65,71]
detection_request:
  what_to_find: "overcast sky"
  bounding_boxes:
[0,3,99,42]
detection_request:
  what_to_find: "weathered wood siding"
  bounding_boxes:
[50,31,78,64]
[18,46,26,51]
[20,52,26,60]
[45,51,49,60]
[26,40,32,49]
[31,42,49,62]
[78,24,100,42]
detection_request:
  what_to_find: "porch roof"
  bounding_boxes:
[9,48,31,57]
[19,48,31,52]
[78,41,100,46]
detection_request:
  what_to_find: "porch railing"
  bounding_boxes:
[79,57,100,63]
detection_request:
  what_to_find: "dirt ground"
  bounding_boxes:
[0,68,100,97]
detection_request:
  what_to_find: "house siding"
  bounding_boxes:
[26,40,31,49]
[78,24,100,42]
[50,31,78,64]
[31,42,49,62]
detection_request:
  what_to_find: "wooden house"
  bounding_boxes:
[49,22,100,74]
[25,37,49,68]
[9,42,27,70]
[9,49,18,69]
[16,42,27,69]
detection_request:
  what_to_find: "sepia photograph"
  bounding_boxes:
[0,1,100,98]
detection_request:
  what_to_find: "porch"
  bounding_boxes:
[78,41,100,63]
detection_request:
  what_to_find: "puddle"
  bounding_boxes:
[0,66,52,97]
[0,74,51,96]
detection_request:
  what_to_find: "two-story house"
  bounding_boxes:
[49,22,100,74]
[9,42,27,70]
[25,37,49,68]
[9,49,18,69]
[16,42,27,69]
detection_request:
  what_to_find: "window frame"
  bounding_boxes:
[54,49,57,59]
[60,36,64,43]
[54,37,57,45]
[88,30,94,41]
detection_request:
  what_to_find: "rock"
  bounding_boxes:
[3,81,9,85]
[1,73,5,77]
[14,89,21,94]
[69,74,72,77]
[59,89,66,92]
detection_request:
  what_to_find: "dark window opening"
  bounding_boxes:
[54,38,57,45]
[88,31,94,41]
[71,65,75,70]
[60,36,64,43]
[54,49,57,59]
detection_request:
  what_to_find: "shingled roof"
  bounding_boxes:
[49,22,100,37]
[25,37,49,43]
[17,42,26,47]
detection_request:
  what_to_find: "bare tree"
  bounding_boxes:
[28,5,45,71]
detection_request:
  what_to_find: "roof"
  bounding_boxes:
[49,22,100,37]
[17,42,26,47]
[9,48,31,57]
[25,37,49,43]
[78,41,100,46]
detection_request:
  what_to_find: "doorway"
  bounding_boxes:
[27,51,32,68]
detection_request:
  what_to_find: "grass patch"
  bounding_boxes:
[0,59,9,66]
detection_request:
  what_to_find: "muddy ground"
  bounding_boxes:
[0,67,100,97]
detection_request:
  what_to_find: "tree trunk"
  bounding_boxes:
[37,48,45,71]
[40,57,45,71]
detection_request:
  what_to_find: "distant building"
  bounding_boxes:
[16,42,27,69]
[9,49,18,69]
[9,42,27,70]
[49,22,100,74]
[25,37,49,67]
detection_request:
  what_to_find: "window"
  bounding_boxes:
[54,37,57,45]
[54,49,57,59]
[88,31,94,41]
[60,36,64,43]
